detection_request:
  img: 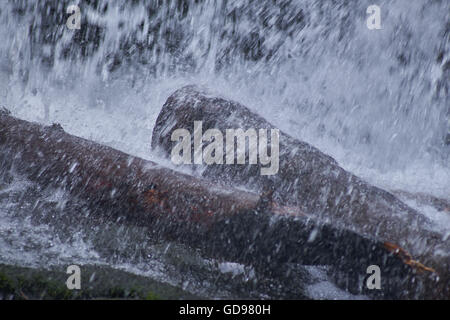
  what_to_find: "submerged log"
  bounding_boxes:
[152,86,449,297]
[0,108,447,299]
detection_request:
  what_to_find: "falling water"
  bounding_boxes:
[0,0,449,298]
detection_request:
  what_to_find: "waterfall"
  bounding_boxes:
[0,0,448,195]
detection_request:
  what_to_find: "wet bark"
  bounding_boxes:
[0,108,447,298]
[152,86,450,298]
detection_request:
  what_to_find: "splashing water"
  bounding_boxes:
[0,0,448,197]
[0,0,448,299]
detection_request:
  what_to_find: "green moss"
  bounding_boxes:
[0,263,200,300]
[145,291,161,300]
[0,272,15,293]
[106,286,125,298]
[1,271,74,300]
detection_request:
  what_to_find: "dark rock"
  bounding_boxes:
[0,263,200,300]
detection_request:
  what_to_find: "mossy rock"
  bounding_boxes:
[0,263,201,300]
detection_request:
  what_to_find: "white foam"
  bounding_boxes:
[305,266,369,300]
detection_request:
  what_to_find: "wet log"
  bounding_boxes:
[152,86,450,298]
[391,190,450,213]
[0,108,259,229]
[0,108,447,299]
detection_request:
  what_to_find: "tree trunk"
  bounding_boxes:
[0,107,447,298]
[152,86,449,298]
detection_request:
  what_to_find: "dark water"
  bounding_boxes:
[0,0,448,299]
